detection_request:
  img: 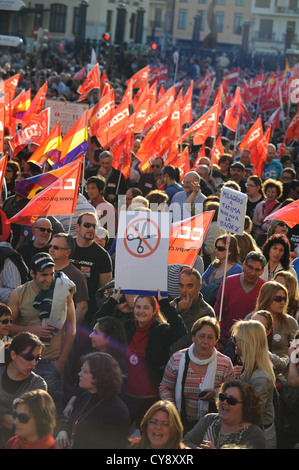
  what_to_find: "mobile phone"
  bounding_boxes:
[198,391,206,398]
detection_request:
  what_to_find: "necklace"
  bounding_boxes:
[71,397,104,441]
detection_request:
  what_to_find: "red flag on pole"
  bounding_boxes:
[77,64,100,102]
[21,82,47,127]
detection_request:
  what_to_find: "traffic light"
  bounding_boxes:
[102,33,110,42]
[151,42,157,50]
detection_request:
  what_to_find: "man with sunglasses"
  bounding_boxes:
[214,251,266,351]
[138,157,164,197]
[170,171,206,223]
[70,212,112,327]
[8,252,76,414]
[17,218,52,269]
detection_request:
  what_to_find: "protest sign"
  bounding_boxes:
[115,211,170,296]
[217,186,247,235]
[45,99,88,135]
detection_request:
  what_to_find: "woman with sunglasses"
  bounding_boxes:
[0,304,13,363]
[183,379,266,449]
[247,281,298,359]
[231,320,277,448]
[0,332,46,448]
[201,235,242,307]
[5,389,59,449]
[274,271,299,320]
[260,234,297,282]
[130,400,189,449]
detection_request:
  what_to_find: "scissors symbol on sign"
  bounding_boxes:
[126,222,157,254]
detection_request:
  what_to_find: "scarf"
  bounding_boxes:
[5,434,58,449]
[175,344,217,420]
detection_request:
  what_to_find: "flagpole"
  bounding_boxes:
[81,111,88,194]
[218,232,231,325]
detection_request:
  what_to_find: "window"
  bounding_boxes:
[236,0,245,5]
[259,18,273,39]
[198,0,207,3]
[289,0,298,10]
[217,0,226,4]
[34,4,44,27]
[178,9,187,30]
[50,4,67,33]
[234,13,243,34]
[197,10,206,31]
[72,7,80,35]
[216,12,224,33]
[255,0,270,7]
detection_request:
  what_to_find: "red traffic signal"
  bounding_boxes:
[151,43,157,50]
[102,33,110,42]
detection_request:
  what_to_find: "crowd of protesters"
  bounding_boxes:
[1,42,299,451]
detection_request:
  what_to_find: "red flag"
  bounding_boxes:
[0,153,8,188]
[10,108,49,153]
[0,73,20,99]
[239,116,263,152]
[7,156,84,226]
[21,83,47,127]
[129,98,150,134]
[96,98,130,148]
[250,126,272,178]
[212,135,224,164]
[88,89,115,135]
[143,86,175,132]
[130,66,149,90]
[168,211,214,266]
[265,108,281,136]
[171,145,190,178]
[199,76,215,108]
[192,141,208,169]
[77,64,100,102]
[223,68,239,86]
[285,109,299,142]
[72,66,87,80]
[178,102,221,145]
[223,87,247,132]
[0,105,4,153]
[149,65,168,86]
[264,199,299,228]
[100,71,111,97]
[181,81,193,125]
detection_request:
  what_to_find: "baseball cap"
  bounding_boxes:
[29,252,55,272]
[230,162,245,170]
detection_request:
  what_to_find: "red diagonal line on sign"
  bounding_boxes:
[133,225,153,251]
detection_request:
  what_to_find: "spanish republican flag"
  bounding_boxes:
[12,89,31,120]
[52,112,88,168]
[13,159,82,199]
[21,82,47,127]
[77,64,100,102]
[27,122,62,167]
[7,156,84,226]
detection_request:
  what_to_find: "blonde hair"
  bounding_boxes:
[254,281,289,328]
[232,320,275,385]
[273,271,299,318]
[132,400,186,449]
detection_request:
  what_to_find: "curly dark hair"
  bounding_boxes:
[217,380,262,425]
[81,352,124,400]
[262,234,291,270]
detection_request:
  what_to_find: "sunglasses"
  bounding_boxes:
[48,244,68,250]
[35,227,53,233]
[215,246,226,252]
[12,410,32,424]
[83,222,96,229]
[151,164,161,168]
[218,393,243,406]
[18,352,42,362]
[0,318,13,325]
[273,296,287,303]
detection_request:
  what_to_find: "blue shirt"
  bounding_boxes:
[262,160,283,180]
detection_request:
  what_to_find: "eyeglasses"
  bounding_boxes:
[218,393,243,406]
[12,410,32,424]
[0,318,13,325]
[83,222,96,229]
[35,227,53,233]
[151,164,161,169]
[215,246,226,252]
[245,264,263,273]
[18,352,42,362]
[148,419,170,428]
[48,244,68,250]
[273,296,287,303]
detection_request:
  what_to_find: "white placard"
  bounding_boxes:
[45,99,89,135]
[115,211,171,296]
[0,0,25,10]
[217,186,248,235]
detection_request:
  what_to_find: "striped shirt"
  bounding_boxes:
[159,349,235,422]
